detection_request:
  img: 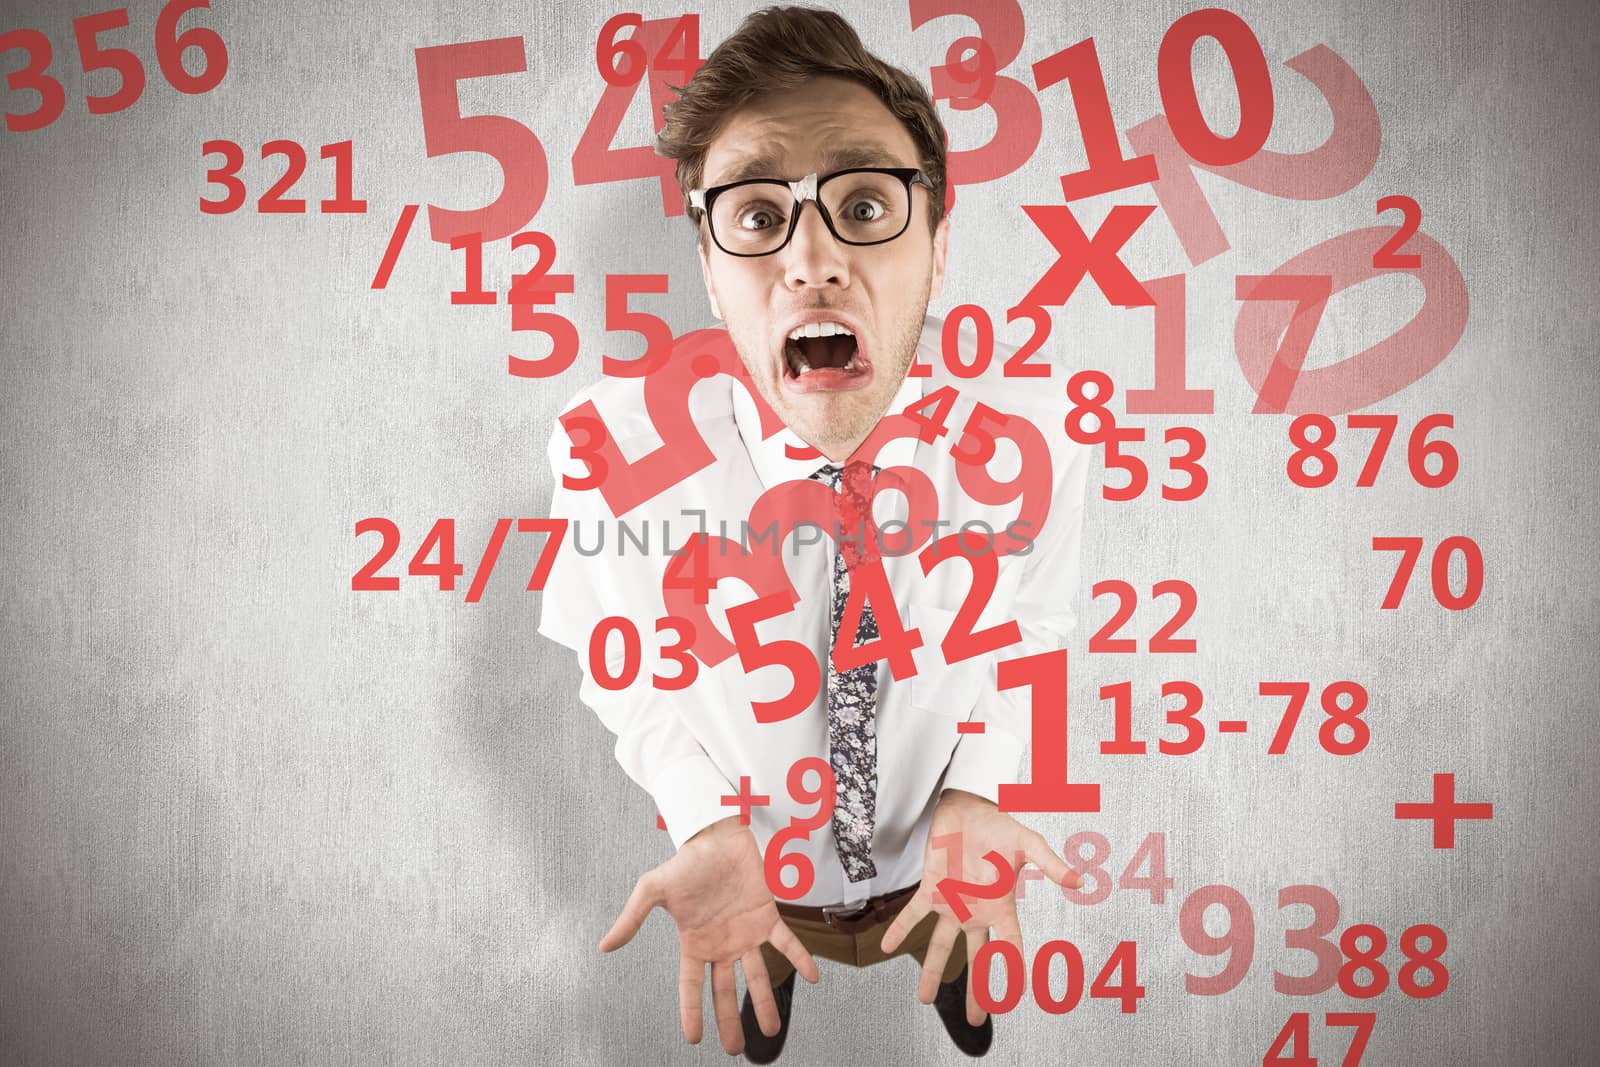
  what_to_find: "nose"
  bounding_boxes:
[782,201,851,291]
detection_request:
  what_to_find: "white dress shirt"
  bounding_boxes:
[538,314,1090,906]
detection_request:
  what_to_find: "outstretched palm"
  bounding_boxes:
[879,789,1078,1025]
[599,817,820,1055]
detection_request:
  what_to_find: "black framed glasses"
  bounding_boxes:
[688,167,932,257]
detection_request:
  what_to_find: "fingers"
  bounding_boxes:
[769,917,821,984]
[678,955,705,1045]
[599,871,661,953]
[880,890,932,956]
[917,915,960,1005]
[964,926,990,1027]
[711,960,742,1056]
[1026,830,1081,890]
[741,950,782,1038]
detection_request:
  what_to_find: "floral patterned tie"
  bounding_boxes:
[810,461,882,883]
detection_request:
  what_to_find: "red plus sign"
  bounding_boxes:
[1394,772,1493,848]
[720,776,771,826]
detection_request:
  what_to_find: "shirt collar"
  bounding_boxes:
[733,336,928,488]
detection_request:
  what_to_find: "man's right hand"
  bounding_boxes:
[599,816,821,1055]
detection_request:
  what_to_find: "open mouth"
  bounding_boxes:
[781,321,872,391]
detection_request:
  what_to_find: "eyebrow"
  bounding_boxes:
[710,141,913,186]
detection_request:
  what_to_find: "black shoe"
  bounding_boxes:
[932,965,993,1057]
[740,969,797,1064]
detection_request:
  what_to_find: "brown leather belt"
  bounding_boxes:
[775,883,920,935]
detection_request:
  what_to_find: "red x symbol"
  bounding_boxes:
[1021,203,1156,308]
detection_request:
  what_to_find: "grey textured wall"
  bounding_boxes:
[2,0,1596,1064]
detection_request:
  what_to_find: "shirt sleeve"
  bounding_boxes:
[536,408,736,850]
[938,426,1092,803]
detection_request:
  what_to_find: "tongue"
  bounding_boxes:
[796,335,855,369]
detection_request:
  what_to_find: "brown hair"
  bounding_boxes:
[657,6,948,233]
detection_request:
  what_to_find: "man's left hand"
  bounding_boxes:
[878,789,1081,1025]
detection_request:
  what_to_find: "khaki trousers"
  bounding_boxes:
[760,895,968,987]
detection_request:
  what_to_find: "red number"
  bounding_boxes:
[1089,941,1145,1013]
[2,29,66,132]
[1064,369,1117,444]
[919,536,1022,663]
[1031,38,1156,200]
[74,9,145,115]
[910,0,1042,205]
[561,414,608,491]
[1101,427,1148,502]
[602,275,672,377]
[558,330,789,517]
[258,139,308,213]
[517,517,566,592]
[509,291,580,379]
[1236,274,1333,415]
[1347,413,1398,486]
[156,0,228,94]
[596,13,646,85]
[1157,8,1273,166]
[1033,941,1085,1014]
[409,517,463,589]
[829,561,923,679]
[1275,884,1341,995]
[764,757,836,899]
[589,616,643,691]
[450,232,495,304]
[1117,832,1173,904]
[1099,682,1145,755]
[996,649,1100,813]
[352,517,401,590]
[414,37,547,245]
[1432,535,1483,609]
[1319,682,1369,755]
[947,402,1007,467]
[1126,274,1214,415]
[1002,305,1053,378]
[901,385,959,443]
[1089,580,1137,653]
[936,849,1015,922]
[1061,831,1111,905]
[1263,1013,1315,1067]
[1180,884,1255,995]
[1236,228,1469,414]
[653,617,699,692]
[1372,194,1423,268]
[199,139,246,214]
[573,15,701,217]
[1128,45,1379,267]
[1157,680,1205,755]
[1287,414,1338,487]
[507,230,571,300]
[319,141,367,213]
[726,592,823,724]
[973,939,1025,1014]
[1149,579,1198,652]
[942,305,993,377]
[1163,427,1208,501]
[1262,681,1312,755]
[1337,924,1389,998]
[1327,1012,1377,1066]
[1397,924,1448,998]
[951,404,1053,556]
[1374,536,1481,610]
[1408,414,1458,487]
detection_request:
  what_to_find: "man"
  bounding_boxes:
[537,7,1090,1060]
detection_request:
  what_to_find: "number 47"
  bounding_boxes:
[1264,1011,1376,1067]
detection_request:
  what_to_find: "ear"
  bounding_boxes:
[697,237,723,321]
[927,215,950,303]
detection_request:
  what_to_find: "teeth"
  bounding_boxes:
[844,356,857,372]
[794,352,812,373]
[787,321,854,341]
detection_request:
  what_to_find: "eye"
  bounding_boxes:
[736,202,785,231]
[845,196,888,222]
